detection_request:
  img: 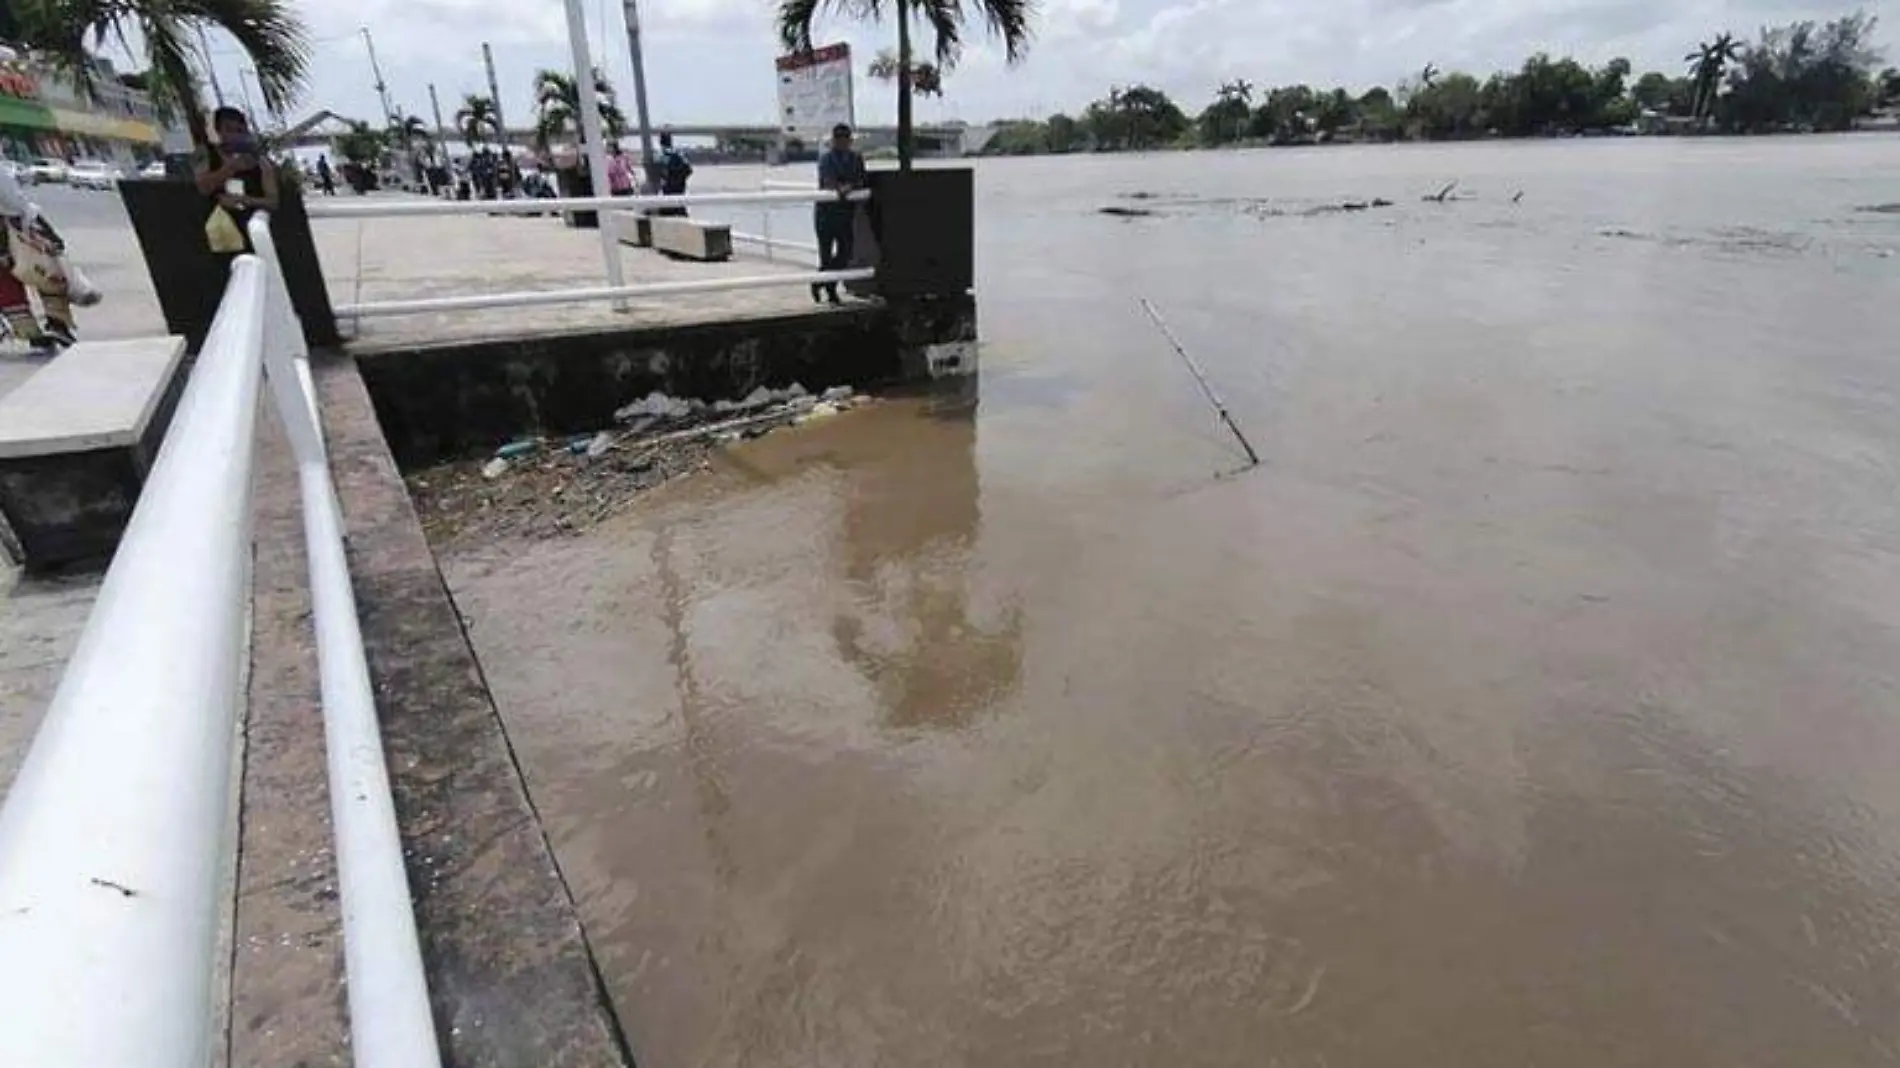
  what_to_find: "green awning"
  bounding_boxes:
[0,96,57,132]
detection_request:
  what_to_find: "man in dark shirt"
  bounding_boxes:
[813,123,866,305]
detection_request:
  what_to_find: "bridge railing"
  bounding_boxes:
[0,214,441,1068]
[306,188,870,319]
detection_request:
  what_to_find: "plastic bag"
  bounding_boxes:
[65,262,100,307]
[205,205,244,254]
[5,217,88,303]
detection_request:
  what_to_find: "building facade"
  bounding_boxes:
[0,45,170,166]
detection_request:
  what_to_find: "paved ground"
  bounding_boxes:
[1,179,819,797]
[310,192,827,352]
[0,184,168,797]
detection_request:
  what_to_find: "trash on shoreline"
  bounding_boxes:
[410,384,876,549]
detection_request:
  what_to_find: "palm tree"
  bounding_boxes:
[778,0,1032,170]
[530,68,626,153]
[1684,32,1741,119]
[868,48,943,97]
[14,0,310,149]
[454,93,500,151]
[391,113,434,164]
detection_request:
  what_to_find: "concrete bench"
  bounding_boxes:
[608,209,651,249]
[0,336,188,571]
[650,216,732,262]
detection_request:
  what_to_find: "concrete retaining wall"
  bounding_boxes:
[354,296,977,468]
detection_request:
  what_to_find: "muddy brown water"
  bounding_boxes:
[438,138,1900,1066]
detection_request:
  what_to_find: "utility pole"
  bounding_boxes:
[360,26,396,126]
[619,0,656,167]
[235,67,256,118]
[482,44,506,144]
[195,26,226,107]
[428,82,447,144]
[559,0,625,299]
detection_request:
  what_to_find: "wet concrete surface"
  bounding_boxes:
[434,139,1900,1066]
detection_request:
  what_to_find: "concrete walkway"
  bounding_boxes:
[0,188,169,796]
[313,197,828,352]
[0,188,646,1064]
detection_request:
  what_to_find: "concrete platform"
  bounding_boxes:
[0,188,175,794]
[0,337,187,570]
[312,209,827,354]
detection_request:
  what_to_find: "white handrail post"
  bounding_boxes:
[247,213,326,469]
[0,260,268,1068]
[246,214,440,1066]
[298,454,442,1067]
[561,0,626,308]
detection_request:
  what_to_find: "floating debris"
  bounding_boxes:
[1099,205,1157,218]
[413,384,877,549]
[1424,181,1459,203]
[615,391,696,421]
[1856,203,1900,214]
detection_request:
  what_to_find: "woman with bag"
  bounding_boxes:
[0,160,97,352]
[195,106,279,257]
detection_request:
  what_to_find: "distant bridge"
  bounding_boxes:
[273,111,986,156]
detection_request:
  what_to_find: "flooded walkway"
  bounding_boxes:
[434,139,1900,1066]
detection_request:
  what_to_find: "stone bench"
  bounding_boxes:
[0,335,188,571]
[650,216,732,262]
[608,209,651,249]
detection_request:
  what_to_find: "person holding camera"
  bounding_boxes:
[194,106,280,254]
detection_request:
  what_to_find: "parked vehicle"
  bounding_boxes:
[26,157,66,185]
[67,160,121,191]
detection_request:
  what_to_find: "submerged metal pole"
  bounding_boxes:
[559,0,626,296]
[1139,298,1261,467]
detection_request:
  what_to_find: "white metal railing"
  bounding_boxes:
[0,214,441,1067]
[306,187,871,319]
[732,179,823,262]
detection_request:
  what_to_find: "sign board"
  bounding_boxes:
[775,43,853,144]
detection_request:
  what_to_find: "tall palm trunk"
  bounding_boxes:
[896,0,914,171]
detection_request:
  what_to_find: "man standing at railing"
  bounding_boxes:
[812,123,865,306]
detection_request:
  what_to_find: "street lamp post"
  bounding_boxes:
[560,0,626,300]
[620,0,656,167]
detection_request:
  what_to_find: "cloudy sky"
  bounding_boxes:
[196,0,1894,130]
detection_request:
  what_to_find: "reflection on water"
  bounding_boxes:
[443,139,1900,1067]
[827,402,1023,730]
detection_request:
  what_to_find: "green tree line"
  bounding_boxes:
[984,11,1893,156]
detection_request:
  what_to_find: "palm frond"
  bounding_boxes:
[915,0,963,65]
[174,0,309,113]
[778,0,884,54]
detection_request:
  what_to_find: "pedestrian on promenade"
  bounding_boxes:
[194,106,278,256]
[316,153,335,195]
[607,143,635,198]
[656,131,693,217]
[812,123,865,306]
[0,160,95,351]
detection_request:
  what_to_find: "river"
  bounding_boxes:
[442,136,1900,1067]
